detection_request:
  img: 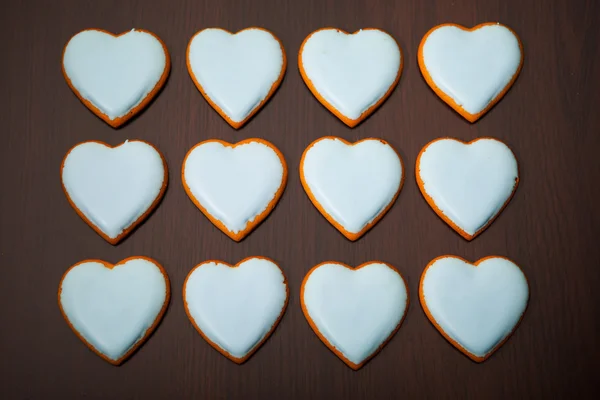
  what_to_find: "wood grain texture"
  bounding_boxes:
[0,0,599,398]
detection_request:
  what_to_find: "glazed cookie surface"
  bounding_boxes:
[183,257,288,363]
[62,29,170,127]
[61,140,168,244]
[300,137,403,240]
[58,257,170,365]
[301,261,408,370]
[299,28,402,127]
[187,27,286,128]
[418,23,523,122]
[416,137,518,240]
[182,138,287,241]
[420,255,529,362]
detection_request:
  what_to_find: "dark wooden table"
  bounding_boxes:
[2,0,599,398]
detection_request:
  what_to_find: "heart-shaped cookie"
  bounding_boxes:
[183,257,288,363]
[418,23,523,122]
[187,27,286,129]
[301,261,408,370]
[420,255,529,362]
[62,28,170,127]
[298,28,402,127]
[58,256,170,365]
[61,140,168,244]
[182,138,287,241]
[300,137,403,240]
[416,137,518,240]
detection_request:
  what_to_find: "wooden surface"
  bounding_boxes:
[1,0,599,398]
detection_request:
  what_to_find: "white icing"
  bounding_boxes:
[183,141,284,234]
[184,258,287,359]
[421,24,522,114]
[61,141,165,240]
[421,256,528,358]
[418,138,518,236]
[300,29,401,120]
[187,28,284,123]
[302,138,402,234]
[63,29,167,120]
[302,263,408,365]
[59,258,168,361]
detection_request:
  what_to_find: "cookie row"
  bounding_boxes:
[58,255,529,368]
[61,137,518,244]
[62,23,523,129]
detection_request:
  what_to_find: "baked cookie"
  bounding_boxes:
[418,23,523,122]
[299,28,402,127]
[420,255,529,362]
[301,261,409,370]
[61,140,168,245]
[416,137,518,240]
[300,137,403,240]
[62,28,170,127]
[182,138,287,241]
[187,27,286,129]
[58,256,170,365]
[183,257,288,364]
